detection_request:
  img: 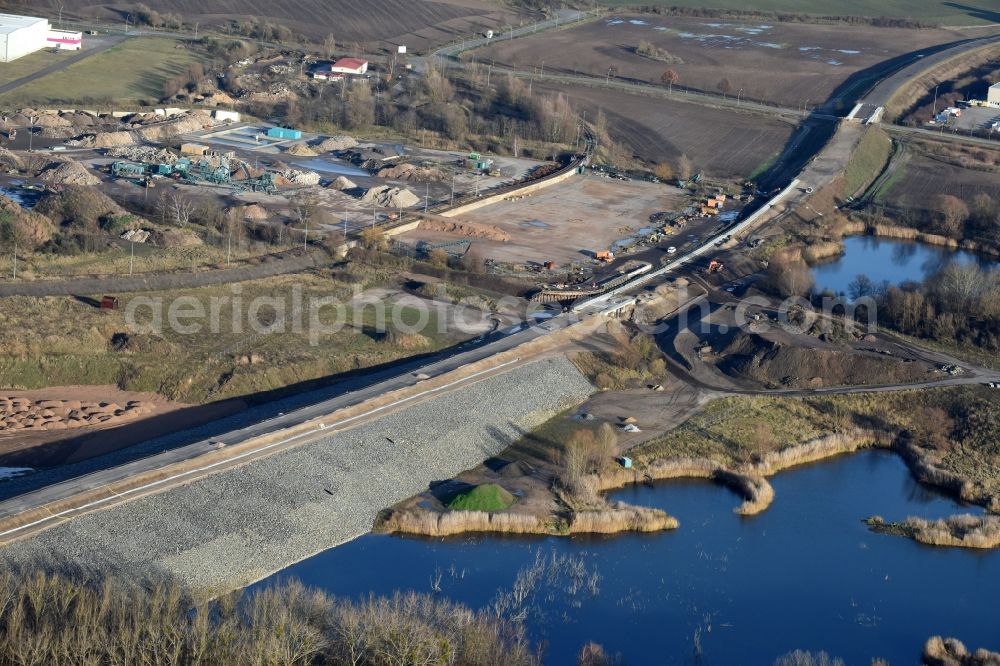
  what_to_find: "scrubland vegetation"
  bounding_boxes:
[634,387,1000,515]
[924,636,1000,666]
[0,569,540,665]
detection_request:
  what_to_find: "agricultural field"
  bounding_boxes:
[0,37,207,106]
[539,83,795,179]
[877,150,1000,210]
[16,0,532,52]
[594,1,999,25]
[479,16,974,109]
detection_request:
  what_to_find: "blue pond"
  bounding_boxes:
[253,451,999,664]
[812,236,997,296]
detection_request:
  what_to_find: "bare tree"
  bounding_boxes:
[661,68,678,94]
[161,193,196,227]
[323,33,337,59]
[717,77,733,99]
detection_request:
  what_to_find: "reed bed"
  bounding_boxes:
[924,635,1000,665]
[905,514,1000,549]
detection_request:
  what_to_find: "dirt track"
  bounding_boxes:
[0,250,318,298]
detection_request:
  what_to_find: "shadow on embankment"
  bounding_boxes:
[0,333,505,501]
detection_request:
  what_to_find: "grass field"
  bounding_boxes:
[0,37,206,106]
[447,483,516,511]
[842,126,892,197]
[0,49,76,87]
[0,271,471,403]
[596,1,1000,25]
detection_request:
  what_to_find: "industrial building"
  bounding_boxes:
[988,82,1000,108]
[330,57,368,76]
[0,13,82,62]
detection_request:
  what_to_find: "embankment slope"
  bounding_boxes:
[0,357,594,594]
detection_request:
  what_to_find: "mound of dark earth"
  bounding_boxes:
[716,332,931,388]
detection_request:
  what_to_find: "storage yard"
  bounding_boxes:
[478,16,979,109]
[396,175,691,267]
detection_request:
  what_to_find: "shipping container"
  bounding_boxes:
[266,127,303,140]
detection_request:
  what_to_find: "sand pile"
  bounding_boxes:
[0,396,152,432]
[362,185,420,208]
[38,160,100,186]
[378,163,446,182]
[0,195,53,248]
[70,131,136,149]
[33,114,72,128]
[330,175,358,190]
[237,203,269,220]
[40,127,76,139]
[418,218,510,242]
[137,111,211,141]
[61,111,98,128]
[313,135,358,152]
[280,168,321,186]
[285,143,318,157]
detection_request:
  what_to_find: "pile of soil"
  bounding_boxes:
[361,184,420,208]
[70,131,136,149]
[284,143,318,157]
[313,135,358,152]
[37,159,100,186]
[418,218,510,242]
[0,147,23,171]
[0,396,152,432]
[237,203,269,220]
[716,332,932,388]
[498,460,535,478]
[32,113,72,129]
[0,195,53,248]
[149,229,203,248]
[330,175,358,190]
[377,162,446,182]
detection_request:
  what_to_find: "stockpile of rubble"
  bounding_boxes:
[312,135,358,152]
[362,185,420,208]
[284,143,318,157]
[377,163,446,182]
[106,145,177,164]
[38,159,100,186]
[279,168,320,186]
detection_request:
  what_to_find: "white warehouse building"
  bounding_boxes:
[0,13,82,62]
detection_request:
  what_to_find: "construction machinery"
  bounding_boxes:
[595,250,614,263]
[707,260,724,274]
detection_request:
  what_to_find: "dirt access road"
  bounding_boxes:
[0,35,128,96]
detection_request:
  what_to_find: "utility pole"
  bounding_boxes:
[933,85,940,117]
[303,218,308,250]
[343,212,348,239]
[129,241,134,276]
[11,242,16,282]
[227,230,232,265]
[27,117,36,152]
[475,173,480,197]
[450,174,455,206]
[424,183,429,213]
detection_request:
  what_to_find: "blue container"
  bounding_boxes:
[267,127,303,140]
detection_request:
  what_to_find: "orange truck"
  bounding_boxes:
[595,251,614,263]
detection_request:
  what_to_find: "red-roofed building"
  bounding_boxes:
[330,57,368,76]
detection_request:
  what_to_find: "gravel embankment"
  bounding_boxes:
[0,357,593,592]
